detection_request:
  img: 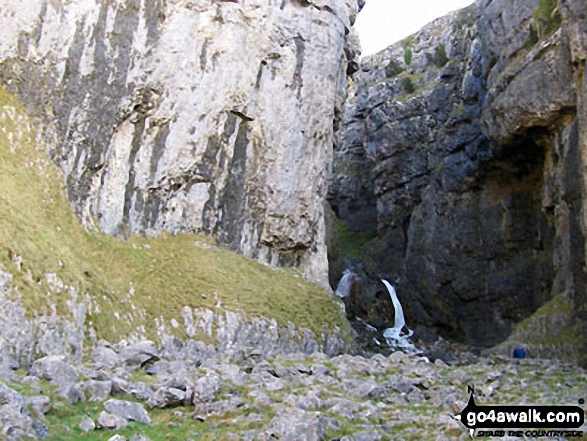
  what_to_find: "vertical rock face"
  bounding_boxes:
[0,0,361,286]
[332,0,587,362]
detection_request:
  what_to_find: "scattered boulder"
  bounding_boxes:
[193,397,245,418]
[92,345,122,370]
[22,377,41,395]
[118,340,159,367]
[444,416,465,437]
[325,398,361,420]
[98,411,128,430]
[79,416,96,432]
[147,387,185,409]
[83,380,112,402]
[30,356,78,385]
[353,431,383,441]
[347,381,386,400]
[27,395,51,417]
[268,408,328,441]
[310,364,330,376]
[193,374,221,404]
[55,383,83,404]
[447,369,469,386]
[144,360,169,376]
[0,382,25,409]
[104,399,151,425]
[0,405,48,440]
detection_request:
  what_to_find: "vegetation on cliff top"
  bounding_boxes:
[0,87,350,344]
[533,0,563,39]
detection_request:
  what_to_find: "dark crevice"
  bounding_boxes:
[217,121,250,249]
[121,118,146,235]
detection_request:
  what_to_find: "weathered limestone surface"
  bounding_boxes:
[0,0,362,286]
[0,269,352,371]
[331,0,587,363]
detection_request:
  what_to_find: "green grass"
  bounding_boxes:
[401,36,416,66]
[533,0,563,39]
[404,49,413,66]
[385,59,404,78]
[43,397,272,441]
[394,72,427,103]
[453,3,477,32]
[433,44,449,68]
[506,293,584,364]
[401,35,416,51]
[335,220,377,260]
[401,77,416,94]
[0,87,351,345]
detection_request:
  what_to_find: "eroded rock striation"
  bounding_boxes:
[331,0,587,363]
[0,0,362,286]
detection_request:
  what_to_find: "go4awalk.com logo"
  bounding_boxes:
[454,386,585,438]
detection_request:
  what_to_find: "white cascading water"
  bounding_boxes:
[335,269,354,298]
[381,279,421,354]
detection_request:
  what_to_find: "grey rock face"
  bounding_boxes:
[0,267,351,378]
[0,271,87,370]
[331,0,587,361]
[0,0,362,287]
[478,0,576,145]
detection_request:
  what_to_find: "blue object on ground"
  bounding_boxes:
[512,348,526,359]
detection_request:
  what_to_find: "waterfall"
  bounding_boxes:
[335,269,354,298]
[381,279,420,354]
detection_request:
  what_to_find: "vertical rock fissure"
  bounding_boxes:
[121,117,147,235]
[218,120,251,249]
[292,36,306,102]
[562,121,587,364]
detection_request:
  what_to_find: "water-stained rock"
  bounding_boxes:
[0,0,363,287]
[331,0,587,363]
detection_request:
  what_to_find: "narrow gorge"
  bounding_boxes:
[0,0,586,439]
[329,0,587,366]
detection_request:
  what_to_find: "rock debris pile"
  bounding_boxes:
[1,340,585,440]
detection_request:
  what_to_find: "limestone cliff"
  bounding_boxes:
[331,0,587,363]
[0,0,362,287]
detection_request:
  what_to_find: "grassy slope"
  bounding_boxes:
[0,87,350,344]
